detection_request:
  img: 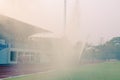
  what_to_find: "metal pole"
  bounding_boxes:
[64,0,67,36]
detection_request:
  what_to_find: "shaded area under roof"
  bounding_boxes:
[0,15,50,42]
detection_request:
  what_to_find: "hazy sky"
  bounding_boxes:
[79,0,120,44]
[0,0,120,44]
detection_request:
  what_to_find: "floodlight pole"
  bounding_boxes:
[64,0,67,37]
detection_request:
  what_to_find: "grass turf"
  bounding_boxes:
[4,62,120,80]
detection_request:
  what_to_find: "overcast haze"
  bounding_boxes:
[0,0,120,44]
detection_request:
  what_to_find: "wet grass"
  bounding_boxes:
[4,62,120,80]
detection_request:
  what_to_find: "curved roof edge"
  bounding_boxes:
[0,14,51,42]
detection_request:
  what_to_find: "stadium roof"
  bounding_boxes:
[0,15,50,42]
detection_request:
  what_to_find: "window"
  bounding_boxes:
[10,51,17,62]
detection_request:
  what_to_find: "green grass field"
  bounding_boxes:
[4,62,120,80]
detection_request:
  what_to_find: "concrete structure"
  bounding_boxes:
[0,15,50,64]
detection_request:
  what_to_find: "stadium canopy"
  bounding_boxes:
[0,15,50,42]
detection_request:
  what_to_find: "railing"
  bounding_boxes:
[0,44,8,51]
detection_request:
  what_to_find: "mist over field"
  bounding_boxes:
[0,0,120,79]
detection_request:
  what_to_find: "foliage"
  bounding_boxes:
[81,37,120,62]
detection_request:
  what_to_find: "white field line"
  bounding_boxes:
[1,69,56,80]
